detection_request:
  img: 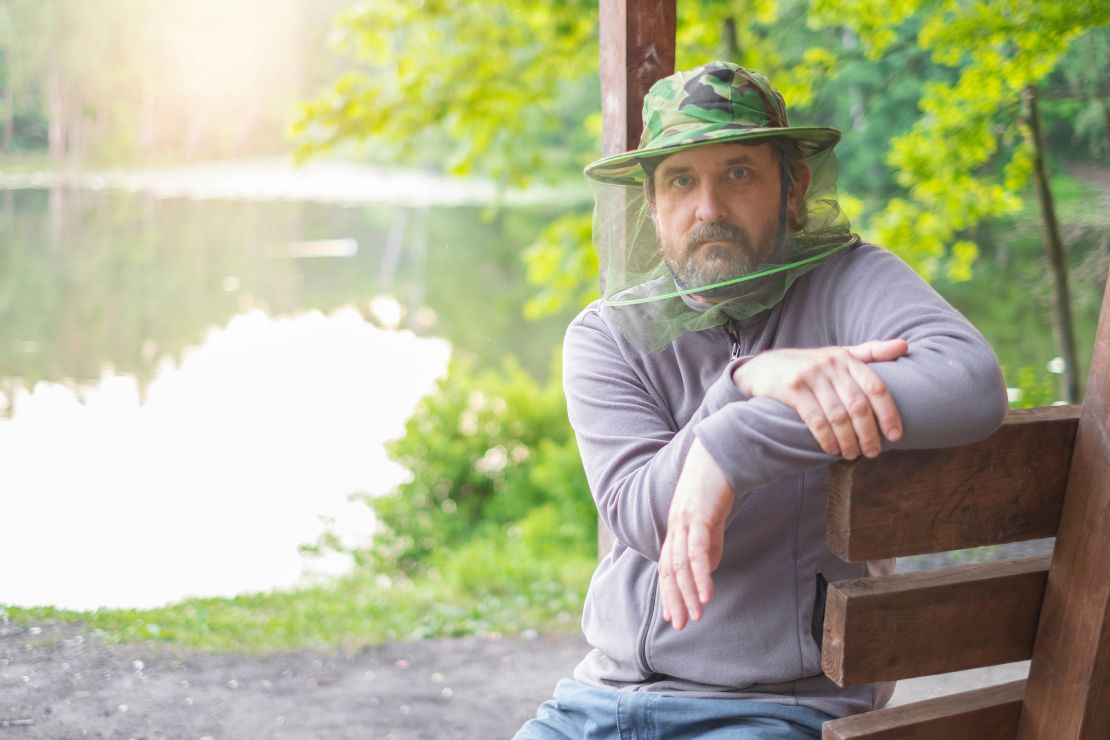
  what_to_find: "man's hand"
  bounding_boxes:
[660,340,908,631]
[732,340,908,459]
[659,437,733,631]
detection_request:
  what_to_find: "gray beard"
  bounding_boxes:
[662,221,772,289]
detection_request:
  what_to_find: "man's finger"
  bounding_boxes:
[849,338,908,364]
[661,575,686,630]
[829,371,882,458]
[846,361,903,443]
[808,373,861,460]
[660,573,685,629]
[687,520,716,604]
[792,391,839,455]
[670,524,703,623]
[658,537,686,629]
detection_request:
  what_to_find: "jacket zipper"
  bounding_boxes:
[725,319,743,359]
[636,574,659,680]
[633,323,741,689]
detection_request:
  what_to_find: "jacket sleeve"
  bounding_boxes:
[563,310,748,560]
[695,246,1008,503]
[564,247,1009,561]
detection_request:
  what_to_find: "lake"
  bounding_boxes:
[0,180,580,610]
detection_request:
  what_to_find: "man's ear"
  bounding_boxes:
[789,161,812,230]
[794,160,812,198]
[642,179,658,229]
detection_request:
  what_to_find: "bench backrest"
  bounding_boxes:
[821,280,1110,739]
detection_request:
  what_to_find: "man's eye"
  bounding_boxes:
[728,167,748,180]
[671,175,693,188]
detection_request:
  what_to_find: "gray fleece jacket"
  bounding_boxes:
[562,243,1008,718]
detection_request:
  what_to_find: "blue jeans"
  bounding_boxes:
[514,679,833,739]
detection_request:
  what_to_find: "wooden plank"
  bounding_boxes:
[827,406,1079,562]
[596,0,675,559]
[599,0,676,157]
[822,680,1025,740]
[822,556,1050,686]
[1018,279,1110,739]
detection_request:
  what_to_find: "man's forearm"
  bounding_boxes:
[695,338,1008,500]
[565,319,750,561]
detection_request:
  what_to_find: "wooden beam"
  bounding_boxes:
[822,556,1050,686]
[827,406,1079,562]
[822,680,1025,740]
[599,0,676,157]
[596,0,675,558]
[1019,279,1110,739]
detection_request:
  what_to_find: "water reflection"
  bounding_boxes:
[0,309,449,610]
[0,185,583,610]
[0,187,577,396]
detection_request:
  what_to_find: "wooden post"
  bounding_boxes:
[599,0,676,158]
[1017,275,1110,738]
[596,0,675,557]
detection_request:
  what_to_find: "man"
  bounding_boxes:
[516,62,1007,739]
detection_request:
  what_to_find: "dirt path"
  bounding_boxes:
[0,621,587,740]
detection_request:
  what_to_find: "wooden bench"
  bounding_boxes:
[820,278,1110,738]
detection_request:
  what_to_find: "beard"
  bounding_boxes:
[660,220,777,290]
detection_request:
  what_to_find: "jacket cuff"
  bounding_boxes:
[701,357,752,413]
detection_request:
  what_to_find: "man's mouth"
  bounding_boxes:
[692,240,742,259]
[684,222,751,255]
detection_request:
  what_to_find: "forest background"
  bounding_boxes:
[2,0,1108,649]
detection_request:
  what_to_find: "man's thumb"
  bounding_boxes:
[850,338,908,363]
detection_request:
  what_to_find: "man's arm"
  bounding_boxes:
[660,338,909,629]
[563,311,745,562]
[564,320,908,569]
[732,340,908,460]
[565,247,1007,585]
[660,246,1010,628]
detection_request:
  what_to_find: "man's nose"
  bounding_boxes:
[694,182,728,223]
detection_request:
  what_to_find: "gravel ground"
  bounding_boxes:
[0,621,586,740]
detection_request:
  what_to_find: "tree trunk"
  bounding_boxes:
[1023,84,1080,403]
[1,48,12,153]
[1102,97,1110,159]
[46,65,65,162]
[139,0,159,154]
[598,0,676,558]
[723,17,739,60]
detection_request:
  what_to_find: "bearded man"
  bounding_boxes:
[515,61,1007,739]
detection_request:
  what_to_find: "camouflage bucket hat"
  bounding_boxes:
[584,61,841,186]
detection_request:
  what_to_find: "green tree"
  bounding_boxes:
[0,0,51,153]
[291,1,855,318]
[1043,29,1110,160]
[289,1,600,184]
[293,1,1108,393]
[0,0,352,163]
[809,0,1109,400]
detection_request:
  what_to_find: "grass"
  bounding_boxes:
[0,535,596,653]
[0,565,590,653]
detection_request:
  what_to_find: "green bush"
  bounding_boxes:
[431,505,594,601]
[364,354,595,574]
[1006,365,1058,408]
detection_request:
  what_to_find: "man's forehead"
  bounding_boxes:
[655,140,777,173]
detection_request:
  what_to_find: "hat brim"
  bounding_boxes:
[584,123,841,187]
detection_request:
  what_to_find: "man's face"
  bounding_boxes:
[650,141,787,290]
